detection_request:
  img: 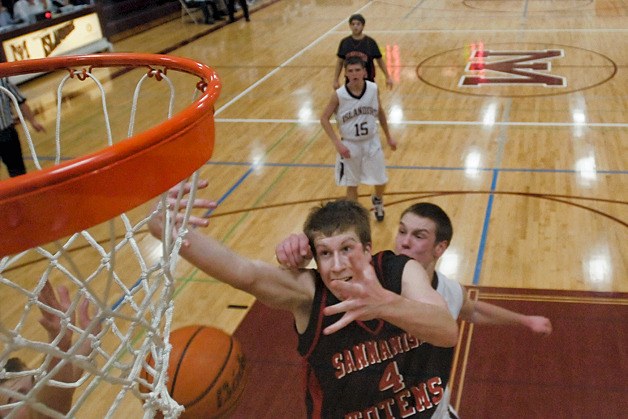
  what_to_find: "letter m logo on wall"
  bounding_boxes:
[459,49,566,87]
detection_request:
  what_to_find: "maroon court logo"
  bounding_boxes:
[460,49,566,87]
[416,43,616,97]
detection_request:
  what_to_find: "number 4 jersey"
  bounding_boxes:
[298,251,454,418]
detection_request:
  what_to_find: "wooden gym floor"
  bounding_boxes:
[1,0,626,417]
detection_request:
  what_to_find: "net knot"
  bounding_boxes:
[67,67,92,81]
[147,68,167,81]
[196,80,208,92]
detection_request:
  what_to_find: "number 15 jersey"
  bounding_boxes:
[336,80,379,142]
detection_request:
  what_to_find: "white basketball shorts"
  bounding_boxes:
[335,136,388,187]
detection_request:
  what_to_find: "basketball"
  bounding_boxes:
[142,325,247,418]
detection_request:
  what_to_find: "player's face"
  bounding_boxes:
[0,376,33,418]
[349,20,364,36]
[345,64,367,83]
[313,230,371,299]
[395,213,446,270]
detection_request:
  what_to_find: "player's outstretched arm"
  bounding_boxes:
[459,293,552,335]
[147,181,315,320]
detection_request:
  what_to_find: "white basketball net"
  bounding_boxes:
[0,65,207,418]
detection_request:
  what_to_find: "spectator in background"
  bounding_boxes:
[0,6,14,26]
[184,0,224,25]
[12,0,54,24]
[227,0,249,22]
[0,77,44,178]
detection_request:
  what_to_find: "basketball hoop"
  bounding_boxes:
[0,53,219,257]
[0,53,220,418]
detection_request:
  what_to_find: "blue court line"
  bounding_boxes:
[205,161,628,175]
[472,169,499,285]
[203,167,255,217]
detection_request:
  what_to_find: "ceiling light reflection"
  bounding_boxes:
[298,104,313,123]
[575,155,597,184]
[389,105,403,124]
[464,150,481,177]
[482,102,496,126]
[583,246,612,285]
[438,251,459,278]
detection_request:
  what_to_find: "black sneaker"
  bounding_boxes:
[372,195,385,222]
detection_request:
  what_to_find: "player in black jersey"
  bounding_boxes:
[149,182,458,418]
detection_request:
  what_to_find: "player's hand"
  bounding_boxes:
[37,281,73,350]
[337,143,351,159]
[275,233,312,269]
[322,250,392,335]
[148,179,216,240]
[76,298,101,335]
[31,121,46,133]
[386,77,393,90]
[525,316,553,335]
[387,137,397,151]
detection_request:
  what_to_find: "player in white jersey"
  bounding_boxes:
[320,56,397,221]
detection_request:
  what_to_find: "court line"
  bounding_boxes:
[27,156,627,175]
[205,161,628,176]
[479,293,628,305]
[214,3,373,115]
[215,118,628,128]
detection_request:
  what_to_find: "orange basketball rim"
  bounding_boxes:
[0,53,220,257]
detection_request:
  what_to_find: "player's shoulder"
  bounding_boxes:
[364,35,379,44]
[373,250,412,268]
[338,35,353,46]
[365,80,379,92]
[435,271,464,291]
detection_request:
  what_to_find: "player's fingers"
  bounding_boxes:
[297,234,312,258]
[323,312,355,335]
[166,197,215,211]
[323,297,350,317]
[275,243,292,267]
[187,215,210,227]
[288,236,309,266]
[77,298,90,329]
[327,279,366,303]
[37,281,54,307]
[167,179,209,197]
[57,286,71,310]
[282,238,298,267]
